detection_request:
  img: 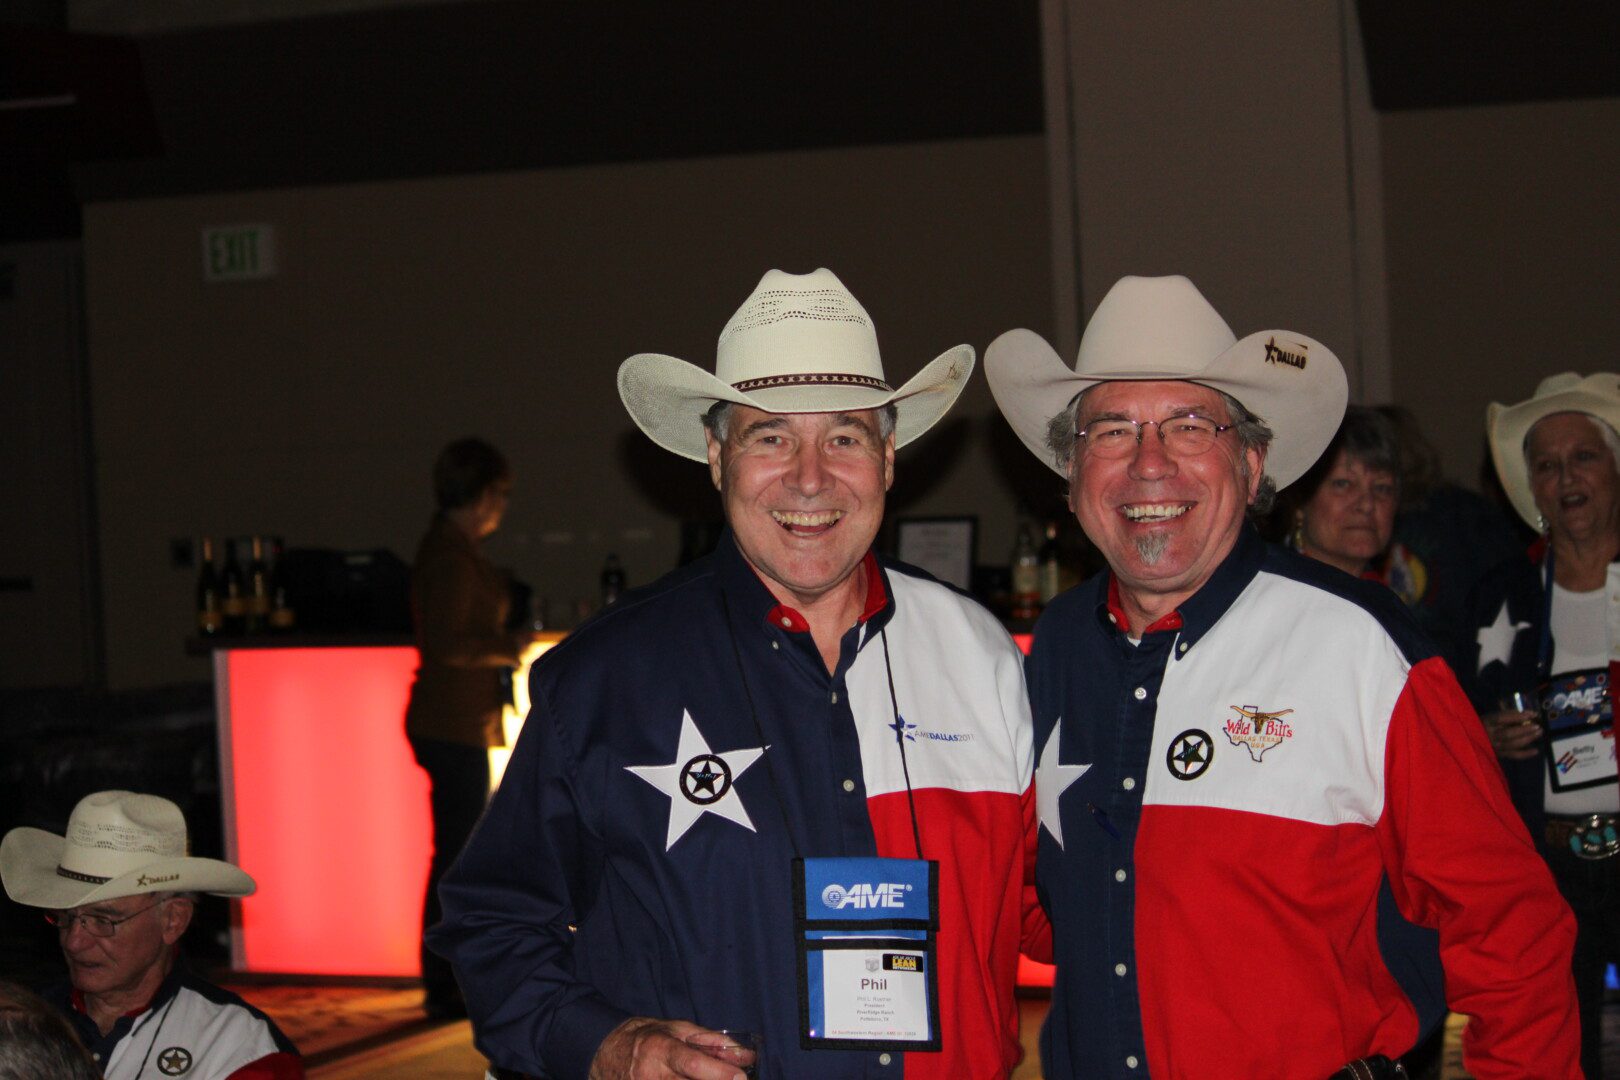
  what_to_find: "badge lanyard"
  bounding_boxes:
[719,589,942,1053]
[718,591,925,860]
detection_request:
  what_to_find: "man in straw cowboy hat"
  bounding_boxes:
[0,790,302,1079]
[985,275,1578,1079]
[430,269,1042,1079]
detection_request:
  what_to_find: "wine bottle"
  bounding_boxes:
[221,539,246,635]
[196,536,223,636]
[245,535,270,633]
[600,553,627,607]
[1038,521,1063,605]
[1010,524,1041,623]
[268,536,296,631]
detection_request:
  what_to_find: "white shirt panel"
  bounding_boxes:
[1143,572,1408,827]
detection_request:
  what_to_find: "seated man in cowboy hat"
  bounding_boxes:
[430,269,1042,1079]
[985,276,1579,1080]
[1,791,303,1080]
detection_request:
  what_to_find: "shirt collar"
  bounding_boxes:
[715,530,890,635]
[1096,523,1266,649]
[69,965,182,1023]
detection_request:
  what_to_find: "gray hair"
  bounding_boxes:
[0,980,101,1080]
[702,400,899,443]
[1046,385,1277,514]
[1522,412,1620,473]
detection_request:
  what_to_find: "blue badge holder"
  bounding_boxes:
[1538,668,1617,794]
[792,856,941,1053]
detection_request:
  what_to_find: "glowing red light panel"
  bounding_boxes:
[221,647,429,976]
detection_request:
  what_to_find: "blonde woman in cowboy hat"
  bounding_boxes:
[1469,372,1620,1080]
[429,269,1042,1080]
[985,275,1578,1080]
[0,791,303,1080]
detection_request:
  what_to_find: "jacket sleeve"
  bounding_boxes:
[415,552,524,668]
[1375,657,1580,1079]
[426,679,631,1079]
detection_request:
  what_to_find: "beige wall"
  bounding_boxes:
[83,136,1055,689]
[1381,98,1620,493]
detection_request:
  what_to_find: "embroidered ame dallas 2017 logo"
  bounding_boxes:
[1223,705,1295,762]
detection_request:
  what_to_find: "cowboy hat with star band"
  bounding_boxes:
[985,274,1347,490]
[2,791,255,910]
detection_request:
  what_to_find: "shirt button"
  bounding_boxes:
[1133,687,1147,700]
[1127,1055,1140,1068]
[1122,777,1136,791]
[830,691,839,704]
[781,616,793,628]
[771,641,780,650]
[1178,641,1188,653]
[879,1053,892,1066]
[842,779,856,792]
[1114,962,1128,977]
[1115,868,1127,882]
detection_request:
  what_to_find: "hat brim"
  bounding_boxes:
[619,345,975,462]
[1,827,256,910]
[1488,375,1620,530]
[985,327,1347,490]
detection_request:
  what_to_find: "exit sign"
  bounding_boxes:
[202,224,277,282]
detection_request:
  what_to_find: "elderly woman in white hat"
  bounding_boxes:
[1470,372,1620,1080]
[1,791,302,1079]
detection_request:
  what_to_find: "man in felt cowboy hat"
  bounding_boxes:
[1,791,302,1079]
[986,275,1578,1079]
[431,268,1042,1079]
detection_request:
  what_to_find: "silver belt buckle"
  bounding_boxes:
[1569,814,1620,860]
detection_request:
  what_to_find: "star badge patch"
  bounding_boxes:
[157,1046,193,1075]
[1166,729,1213,780]
[627,710,765,850]
[1037,718,1091,849]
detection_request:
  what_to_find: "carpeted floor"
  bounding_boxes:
[226,983,1619,1079]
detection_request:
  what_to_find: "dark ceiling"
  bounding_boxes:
[2,1,1616,243]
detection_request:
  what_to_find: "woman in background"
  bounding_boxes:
[1277,405,1402,580]
[1470,373,1620,1080]
[405,438,537,1020]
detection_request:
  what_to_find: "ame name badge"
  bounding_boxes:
[793,856,941,1053]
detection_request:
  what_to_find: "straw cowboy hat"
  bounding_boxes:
[619,268,974,462]
[985,275,1348,489]
[1,791,255,910]
[1487,371,1620,530]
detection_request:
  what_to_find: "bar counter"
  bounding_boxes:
[205,631,1050,986]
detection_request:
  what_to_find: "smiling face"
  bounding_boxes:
[707,406,893,612]
[1526,411,1620,546]
[58,893,190,1006]
[1298,451,1398,576]
[1069,380,1263,625]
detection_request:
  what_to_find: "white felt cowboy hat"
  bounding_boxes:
[1487,371,1620,530]
[1,791,255,910]
[619,268,974,462]
[985,275,1348,489]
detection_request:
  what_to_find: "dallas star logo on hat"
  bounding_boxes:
[626,711,766,851]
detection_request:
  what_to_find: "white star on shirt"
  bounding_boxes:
[626,710,765,851]
[1475,601,1530,672]
[1037,718,1090,850]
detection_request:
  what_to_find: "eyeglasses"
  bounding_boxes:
[45,898,165,938]
[1076,412,1234,459]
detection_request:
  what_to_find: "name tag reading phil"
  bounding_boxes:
[794,856,941,1052]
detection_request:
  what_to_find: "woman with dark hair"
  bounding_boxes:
[1275,405,1402,581]
[405,437,537,1019]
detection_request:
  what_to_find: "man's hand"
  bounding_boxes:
[588,1018,750,1080]
[1481,707,1543,760]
